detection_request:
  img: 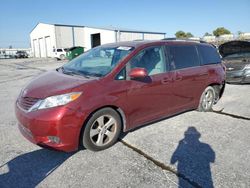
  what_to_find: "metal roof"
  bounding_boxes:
[31,22,166,35]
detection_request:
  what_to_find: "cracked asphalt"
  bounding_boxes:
[0,58,249,188]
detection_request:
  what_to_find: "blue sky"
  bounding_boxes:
[0,0,250,48]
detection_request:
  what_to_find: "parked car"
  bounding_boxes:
[219,40,250,83]
[15,51,28,58]
[15,40,225,152]
[53,48,68,60]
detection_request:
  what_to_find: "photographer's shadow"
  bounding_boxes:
[0,149,74,188]
[171,127,215,188]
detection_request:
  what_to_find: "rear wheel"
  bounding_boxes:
[82,108,121,151]
[198,86,216,112]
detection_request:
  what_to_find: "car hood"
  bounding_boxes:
[219,40,250,58]
[21,70,96,99]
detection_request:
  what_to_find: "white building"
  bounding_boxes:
[239,32,250,40]
[218,34,234,42]
[188,37,201,41]
[202,35,216,43]
[30,23,166,58]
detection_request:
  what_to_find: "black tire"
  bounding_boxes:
[60,54,65,60]
[82,108,122,151]
[197,86,216,112]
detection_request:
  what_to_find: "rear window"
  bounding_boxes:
[198,45,221,65]
[168,45,200,70]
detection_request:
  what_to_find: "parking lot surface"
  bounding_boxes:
[0,58,249,188]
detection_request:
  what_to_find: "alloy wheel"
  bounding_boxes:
[202,89,214,110]
[89,115,117,146]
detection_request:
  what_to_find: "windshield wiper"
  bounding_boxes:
[78,70,103,78]
[60,67,90,78]
[87,72,103,77]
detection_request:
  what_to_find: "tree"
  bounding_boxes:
[238,31,244,39]
[186,32,194,38]
[213,27,231,37]
[175,31,187,38]
[204,32,212,36]
[238,31,243,35]
[175,31,194,38]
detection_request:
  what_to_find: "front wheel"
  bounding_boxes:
[59,54,65,60]
[81,108,122,151]
[198,86,216,112]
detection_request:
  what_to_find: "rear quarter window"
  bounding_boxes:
[168,45,200,70]
[198,45,221,65]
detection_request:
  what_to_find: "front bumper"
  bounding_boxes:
[226,69,250,84]
[15,103,85,152]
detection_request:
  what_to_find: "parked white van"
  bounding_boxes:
[53,48,68,60]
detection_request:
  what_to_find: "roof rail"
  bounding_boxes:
[162,38,207,43]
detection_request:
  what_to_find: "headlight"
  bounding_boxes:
[244,64,250,69]
[29,92,82,112]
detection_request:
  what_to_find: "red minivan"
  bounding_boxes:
[15,40,225,152]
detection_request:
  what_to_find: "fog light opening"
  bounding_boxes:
[48,136,60,144]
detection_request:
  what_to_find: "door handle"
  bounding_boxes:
[162,77,172,84]
[175,75,182,81]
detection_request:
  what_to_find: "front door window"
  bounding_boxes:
[129,46,166,76]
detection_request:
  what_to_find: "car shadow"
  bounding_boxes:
[0,149,75,188]
[170,127,215,188]
[119,109,194,139]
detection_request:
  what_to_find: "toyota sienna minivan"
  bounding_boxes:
[15,40,225,152]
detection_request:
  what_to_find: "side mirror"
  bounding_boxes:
[129,68,148,79]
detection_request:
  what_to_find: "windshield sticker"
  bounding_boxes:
[117,46,132,51]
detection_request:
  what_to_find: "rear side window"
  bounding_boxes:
[198,45,221,65]
[168,45,200,70]
[57,49,63,52]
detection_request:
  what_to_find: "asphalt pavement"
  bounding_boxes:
[0,58,249,188]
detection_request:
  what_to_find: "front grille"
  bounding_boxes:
[18,97,39,111]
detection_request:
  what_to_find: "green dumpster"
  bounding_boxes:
[66,46,84,60]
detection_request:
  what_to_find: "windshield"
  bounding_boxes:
[62,46,134,77]
[224,52,250,59]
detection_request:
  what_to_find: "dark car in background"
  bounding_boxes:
[15,51,29,58]
[219,40,250,83]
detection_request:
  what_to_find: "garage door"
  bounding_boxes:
[33,39,40,57]
[38,38,46,57]
[45,36,52,57]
